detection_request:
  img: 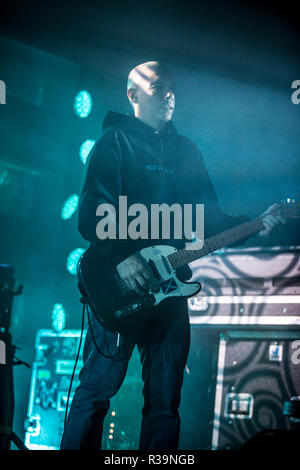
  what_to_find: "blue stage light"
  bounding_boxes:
[61,194,79,220]
[79,139,96,164]
[52,303,66,332]
[66,248,85,275]
[73,90,93,118]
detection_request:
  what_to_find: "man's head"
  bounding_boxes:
[127,61,175,130]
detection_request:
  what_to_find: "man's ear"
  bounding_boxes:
[127,88,139,104]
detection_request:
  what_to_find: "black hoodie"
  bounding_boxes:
[78,111,249,265]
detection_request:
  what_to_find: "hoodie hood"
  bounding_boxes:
[102,111,177,137]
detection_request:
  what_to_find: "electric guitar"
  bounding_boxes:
[77,201,300,335]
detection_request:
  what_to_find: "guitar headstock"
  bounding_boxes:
[277,198,300,219]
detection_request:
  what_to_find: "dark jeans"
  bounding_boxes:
[60,300,190,450]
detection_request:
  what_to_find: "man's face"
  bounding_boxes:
[132,64,175,122]
[133,69,175,123]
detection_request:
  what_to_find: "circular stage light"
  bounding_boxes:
[79,139,96,164]
[66,248,85,275]
[52,303,66,332]
[61,194,79,220]
[73,90,93,118]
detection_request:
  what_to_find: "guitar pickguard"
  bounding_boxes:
[139,245,201,305]
[160,277,178,294]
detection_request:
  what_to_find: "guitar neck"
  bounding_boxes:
[167,216,265,269]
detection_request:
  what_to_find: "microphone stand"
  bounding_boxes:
[0,264,29,450]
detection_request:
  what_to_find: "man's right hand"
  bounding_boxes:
[116,254,152,295]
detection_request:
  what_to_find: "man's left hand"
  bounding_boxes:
[258,203,286,238]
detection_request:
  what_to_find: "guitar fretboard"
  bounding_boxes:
[167,217,265,269]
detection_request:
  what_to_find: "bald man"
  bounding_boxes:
[61,62,284,450]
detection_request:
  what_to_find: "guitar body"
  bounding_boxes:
[77,200,299,335]
[77,244,201,335]
[77,201,299,335]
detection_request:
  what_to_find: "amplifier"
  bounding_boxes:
[24,329,143,450]
[24,329,86,450]
[188,247,300,327]
[212,330,300,450]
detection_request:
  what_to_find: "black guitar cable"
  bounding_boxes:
[64,299,122,429]
[64,298,86,428]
